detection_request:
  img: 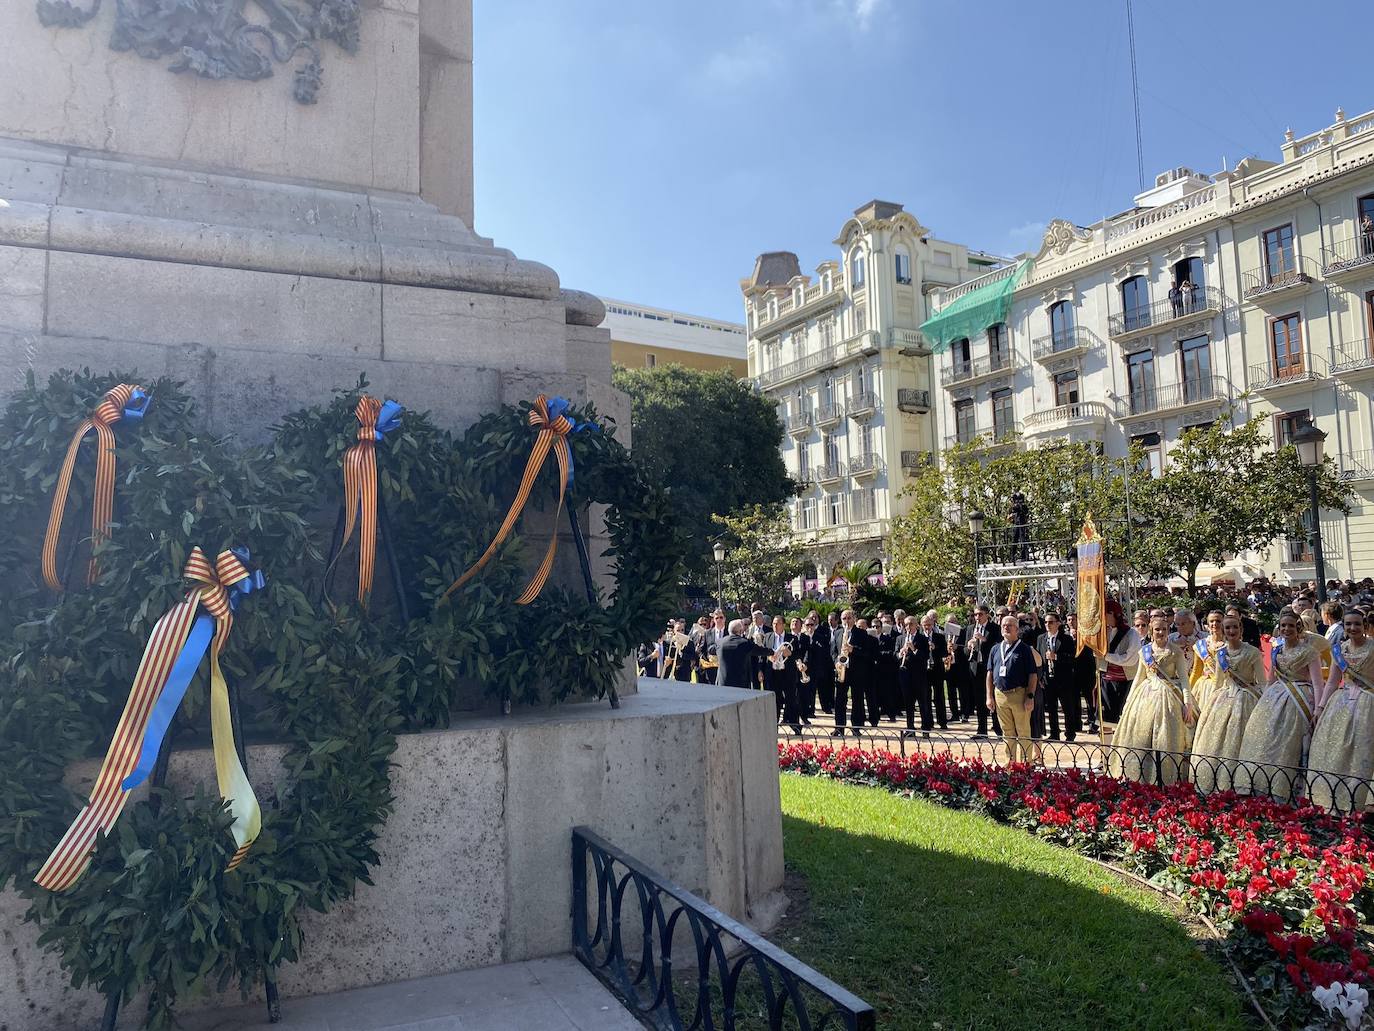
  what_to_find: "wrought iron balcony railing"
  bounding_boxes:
[785,411,813,437]
[944,351,1016,387]
[848,452,885,477]
[1242,256,1318,300]
[1332,338,1374,376]
[816,461,847,482]
[1107,286,1225,338]
[1321,232,1374,279]
[846,391,878,419]
[900,449,934,472]
[1031,326,1099,361]
[1248,354,1329,391]
[1341,449,1374,482]
[1117,376,1229,418]
[897,387,930,413]
[816,401,845,426]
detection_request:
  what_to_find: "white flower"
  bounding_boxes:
[1313,981,1367,1030]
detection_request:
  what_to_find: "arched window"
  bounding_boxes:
[894,246,912,285]
[850,247,866,289]
[794,285,804,307]
[822,271,833,292]
[1121,275,1149,331]
[1049,300,1074,349]
[1172,257,1205,315]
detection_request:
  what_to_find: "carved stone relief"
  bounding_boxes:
[35,0,362,104]
[1042,219,1093,256]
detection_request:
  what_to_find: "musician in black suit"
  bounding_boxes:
[790,617,814,725]
[810,612,838,713]
[829,608,877,736]
[715,619,775,690]
[964,604,1001,740]
[916,611,952,731]
[1036,611,1080,741]
[764,615,795,724]
[664,619,697,683]
[896,615,924,735]
[697,610,729,684]
[875,614,901,721]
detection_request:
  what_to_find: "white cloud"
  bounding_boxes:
[700,36,779,89]
[850,0,884,31]
[1005,220,1045,255]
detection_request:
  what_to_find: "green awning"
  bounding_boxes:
[920,259,1033,353]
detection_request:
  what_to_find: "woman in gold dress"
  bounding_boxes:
[1236,609,1323,800]
[1307,610,1374,812]
[1187,610,1226,720]
[1190,613,1266,794]
[1107,615,1192,785]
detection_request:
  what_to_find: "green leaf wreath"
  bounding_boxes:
[0,370,685,1028]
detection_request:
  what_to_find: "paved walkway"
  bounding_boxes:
[179,956,642,1031]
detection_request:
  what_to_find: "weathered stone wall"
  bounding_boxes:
[0,683,786,1031]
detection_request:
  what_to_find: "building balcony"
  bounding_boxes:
[897,387,931,414]
[847,391,878,420]
[1321,233,1374,281]
[756,345,837,390]
[888,327,930,356]
[1248,355,1329,394]
[816,401,844,428]
[808,518,889,547]
[1242,257,1318,301]
[1107,286,1225,341]
[900,450,934,474]
[1340,449,1374,483]
[836,330,881,361]
[1116,376,1230,419]
[1032,326,1099,362]
[943,351,1018,390]
[1333,338,1374,380]
[943,425,1019,451]
[1021,400,1110,436]
[785,411,812,437]
[848,452,885,478]
[816,461,847,484]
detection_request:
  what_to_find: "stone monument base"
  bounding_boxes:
[0,682,785,1030]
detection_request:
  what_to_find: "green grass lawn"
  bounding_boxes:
[776,774,1248,1031]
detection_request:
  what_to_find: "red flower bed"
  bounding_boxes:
[779,741,1374,1029]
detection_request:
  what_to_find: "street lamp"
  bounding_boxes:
[1292,420,1329,602]
[968,510,985,603]
[712,540,727,613]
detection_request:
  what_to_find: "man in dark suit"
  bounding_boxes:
[830,608,876,736]
[875,614,901,722]
[1036,611,1080,741]
[809,612,836,714]
[665,620,696,683]
[964,604,1000,740]
[917,610,951,731]
[715,619,775,690]
[764,615,795,725]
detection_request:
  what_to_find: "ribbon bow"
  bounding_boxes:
[34,548,264,892]
[331,396,402,606]
[443,395,597,606]
[41,384,150,590]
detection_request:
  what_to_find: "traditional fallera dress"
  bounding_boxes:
[1235,636,1323,800]
[1187,635,1226,721]
[1190,641,1265,794]
[1306,636,1374,812]
[1107,641,1190,785]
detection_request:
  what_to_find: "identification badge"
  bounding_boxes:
[998,664,1007,677]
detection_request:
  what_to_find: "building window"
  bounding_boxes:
[822,271,833,292]
[895,248,912,285]
[823,377,835,405]
[934,250,953,267]
[851,488,876,522]
[823,433,839,468]
[1263,224,1296,281]
[1126,350,1156,414]
[991,388,1015,439]
[857,422,873,455]
[1053,370,1079,407]
[850,247,866,289]
[820,317,834,349]
[953,337,972,371]
[954,399,975,444]
[1132,432,1163,478]
[645,352,657,368]
[1179,335,1212,401]
[853,305,867,332]
[1121,275,1150,331]
[827,493,845,526]
[800,497,817,529]
[988,323,1009,368]
[797,442,811,480]
[1270,313,1303,377]
[1173,256,1205,296]
[1049,300,1075,349]
[1275,409,1310,449]
[1359,195,1374,258]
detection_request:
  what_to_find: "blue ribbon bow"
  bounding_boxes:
[124,387,152,421]
[121,549,266,791]
[1217,645,1230,673]
[374,399,403,441]
[1141,642,1155,666]
[545,395,600,489]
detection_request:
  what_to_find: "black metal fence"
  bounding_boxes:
[572,826,876,1031]
[777,725,1374,814]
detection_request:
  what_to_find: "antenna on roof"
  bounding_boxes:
[1126,0,1145,192]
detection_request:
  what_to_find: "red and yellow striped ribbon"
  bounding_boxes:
[34,548,262,892]
[41,383,140,591]
[338,396,383,605]
[443,395,573,606]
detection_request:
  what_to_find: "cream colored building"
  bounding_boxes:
[927,106,1374,582]
[601,298,747,376]
[742,200,1007,584]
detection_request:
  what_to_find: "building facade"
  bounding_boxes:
[929,106,1374,582]
[601,298,747,376]
[742,200,1006,584]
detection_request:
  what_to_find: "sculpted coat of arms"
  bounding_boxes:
[36,0,362,104]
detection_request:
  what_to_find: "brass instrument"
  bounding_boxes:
[835,629,852,684]
[770,639,792,671]
[661,631,689,680]
[699,634,720,670]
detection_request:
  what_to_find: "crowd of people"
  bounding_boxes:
[637,580,1374,811]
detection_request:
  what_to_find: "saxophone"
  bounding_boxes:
[835,629,851,684]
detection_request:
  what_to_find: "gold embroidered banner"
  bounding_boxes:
[1075,514,1108,659]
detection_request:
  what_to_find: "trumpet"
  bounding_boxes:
[770,641,793,671]
[796,657,810,684]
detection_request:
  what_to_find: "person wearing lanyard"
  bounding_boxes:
[987,614,1039,765]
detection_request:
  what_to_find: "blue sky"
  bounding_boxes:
[474,1,1371,324]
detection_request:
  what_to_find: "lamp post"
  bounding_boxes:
[1292,420,1329,602]
[968,509,985,603]
[713,540,726,613]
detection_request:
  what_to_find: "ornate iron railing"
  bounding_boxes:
[1107,286,1225,338]
[775,725,1374,812]
[572,827,877,1031]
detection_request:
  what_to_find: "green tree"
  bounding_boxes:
[712,504,809,610]
[833,559,880,608]
[613,363,794,573]
[1132,414,1352,593]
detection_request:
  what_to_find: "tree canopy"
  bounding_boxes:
[613,363,794,571]
[712,504,810,611]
